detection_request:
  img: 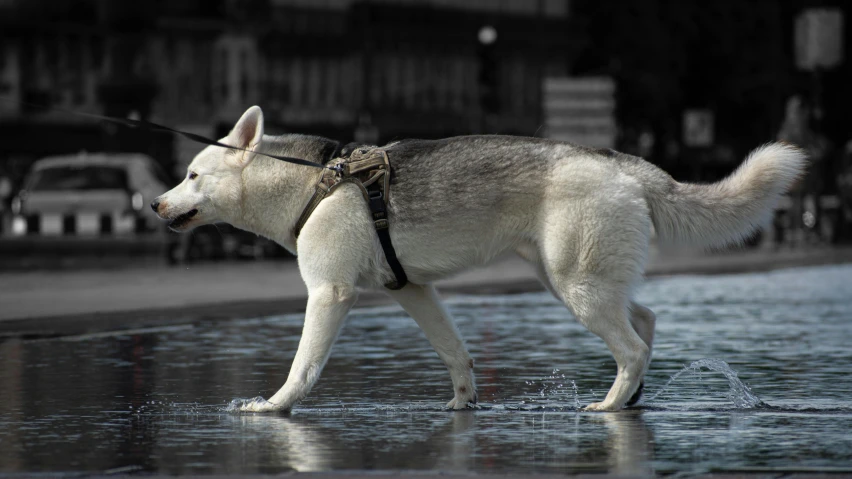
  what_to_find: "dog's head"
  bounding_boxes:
[152,106,264,232]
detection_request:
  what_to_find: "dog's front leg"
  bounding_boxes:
[387,283,477,409]
[241,283,356,413]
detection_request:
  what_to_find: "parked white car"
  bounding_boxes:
[10,153,172,237]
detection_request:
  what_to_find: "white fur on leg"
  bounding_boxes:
[582,325,648,412]
[386,283,477,409]
[241,283,356,413]
[629,301,656,380]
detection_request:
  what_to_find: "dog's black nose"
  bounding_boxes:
[151,200,160,213]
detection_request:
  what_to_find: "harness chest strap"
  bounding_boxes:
[292,148,409,290]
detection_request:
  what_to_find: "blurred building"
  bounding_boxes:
[571,0,851,185]
[0,0,849,189]
[0,0,574,179]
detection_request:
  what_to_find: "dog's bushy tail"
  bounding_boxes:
[644,143,807,248]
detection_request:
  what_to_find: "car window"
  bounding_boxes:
[28,166,129,191]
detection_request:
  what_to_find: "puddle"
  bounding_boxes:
[1,264,852,475]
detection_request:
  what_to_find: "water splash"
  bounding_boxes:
[645,358,763,408]
[522,369,581,411]
[571,380,580,410]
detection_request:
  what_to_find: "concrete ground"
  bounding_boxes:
[2,244,852,339]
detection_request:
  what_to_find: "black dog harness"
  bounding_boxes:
[293,147,408,290]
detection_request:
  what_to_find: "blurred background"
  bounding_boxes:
[0,0,850,269]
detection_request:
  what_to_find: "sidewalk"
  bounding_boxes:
[2,245,852,338]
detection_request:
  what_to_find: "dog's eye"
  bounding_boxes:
[188,172,198,180]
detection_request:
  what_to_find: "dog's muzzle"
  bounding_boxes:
[168,209,198,230]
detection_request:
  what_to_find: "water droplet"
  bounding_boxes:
[571,380,580,410]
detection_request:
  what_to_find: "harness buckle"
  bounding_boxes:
[328,163,345,175]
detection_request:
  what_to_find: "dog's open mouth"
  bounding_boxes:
[168,208,198,230]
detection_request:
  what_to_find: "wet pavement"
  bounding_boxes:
[4,245,852,327]
[1,264,852,476]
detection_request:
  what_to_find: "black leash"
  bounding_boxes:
[11,101,326,170]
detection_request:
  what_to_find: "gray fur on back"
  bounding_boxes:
[386,136,562,226]
[261,133,674,228]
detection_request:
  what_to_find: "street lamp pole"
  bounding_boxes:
[477,25,498,134]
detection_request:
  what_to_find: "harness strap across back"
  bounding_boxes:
[293,147,408,290]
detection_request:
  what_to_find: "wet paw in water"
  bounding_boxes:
[225,396,282,413]
[625,382,644,406]
[446,389,478,410]
[582,384,643,411]
[583,401,616,411]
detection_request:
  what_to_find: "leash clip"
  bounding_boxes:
[328,163,345,176]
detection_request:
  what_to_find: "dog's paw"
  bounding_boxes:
[625,382,644,407]
[229,396,287,413]
[446,390,478,410]
[582,401,623,412]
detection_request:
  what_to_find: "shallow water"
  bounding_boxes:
[1,264,852,475]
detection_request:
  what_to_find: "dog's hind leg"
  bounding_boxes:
[625,301,656,406]
[522,239,653,409]
[538,197,651,411]
[241,282,357,412]
[530,259,651,409]
[629,302,656,363]
[561,281,648,411]
[386,283,477,409]
[521,242,651,409]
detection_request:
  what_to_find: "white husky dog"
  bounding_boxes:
[153,106,805,412]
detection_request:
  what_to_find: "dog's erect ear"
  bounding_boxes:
[227,105,264,168]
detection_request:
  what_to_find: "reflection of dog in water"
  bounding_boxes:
[154,106,806,412]
[232,412,476,471]
[230,410,652,473]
